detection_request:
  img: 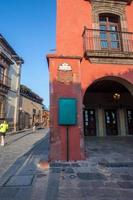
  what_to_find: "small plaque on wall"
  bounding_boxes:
[57,63,73,83]
[59,63,72,71]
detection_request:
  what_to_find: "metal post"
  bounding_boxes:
[66,126,69,161]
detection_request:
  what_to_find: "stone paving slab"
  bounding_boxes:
[0,187,20,200]
[77,172,107,180]
[5,175,34,187]
[117,181,133,189]
[31,173,49,200]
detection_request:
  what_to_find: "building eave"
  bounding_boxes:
[0,34,24,64]
[46,54,82,68]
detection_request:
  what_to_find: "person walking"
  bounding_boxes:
[33,125,36,132]
[0,120,9,146]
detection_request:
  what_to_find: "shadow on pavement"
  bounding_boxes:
[0,131,50,186]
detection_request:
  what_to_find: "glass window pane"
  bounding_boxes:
[101,41,108,48]
[100,32,107,39]
[100,25,107,30]
[128,111,131,115]
[85,122,88,126]
[110,25,117,31]
[0,66,4,82]
[99,16,106,22]
[108,16,118,23]
[111,41,119,49]
[110,33,118,40]
[90,110,94,115]
[112,112,115,118]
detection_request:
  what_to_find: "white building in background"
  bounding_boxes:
[0,34,24,131]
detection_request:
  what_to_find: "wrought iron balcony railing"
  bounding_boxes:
[83,28,133,57]
[0,73,11,88]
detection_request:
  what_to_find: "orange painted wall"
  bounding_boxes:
[56,0,92,55]
[56,0,133,90]
[81,60,133,96]
[48,56,85,161]
[48,0,133,161]
[126,2,133,32]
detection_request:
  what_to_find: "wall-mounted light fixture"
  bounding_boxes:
[113,93,121,100]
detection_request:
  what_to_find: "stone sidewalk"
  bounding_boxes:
[0,128,48,178]
[6,128,33,136]
[0,136,133,199]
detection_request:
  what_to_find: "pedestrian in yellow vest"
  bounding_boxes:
[0,121,9,146]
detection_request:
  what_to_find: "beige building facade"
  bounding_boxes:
[18,85,44,130]
[0,34,23,131]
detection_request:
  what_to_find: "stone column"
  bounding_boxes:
[118,108,126,136]
[97,108,105,136]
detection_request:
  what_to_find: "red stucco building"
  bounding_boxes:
[47,0,133,161]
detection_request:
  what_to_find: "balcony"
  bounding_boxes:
[0,73,11,93]
[83,28,133,64]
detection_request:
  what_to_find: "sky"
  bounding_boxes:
[0,0,56,108]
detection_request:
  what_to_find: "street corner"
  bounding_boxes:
[37,160,50,171]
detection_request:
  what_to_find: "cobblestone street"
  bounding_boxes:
[1,133,133,199]
[0,128,49,178]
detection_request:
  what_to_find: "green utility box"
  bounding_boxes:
[58,98,77,125]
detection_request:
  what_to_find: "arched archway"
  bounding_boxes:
[83,76,133,136]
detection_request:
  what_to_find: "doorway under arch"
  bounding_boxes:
[83,77,133,136]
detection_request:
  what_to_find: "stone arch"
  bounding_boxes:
[83,75,133,137]
[83,76,133,98]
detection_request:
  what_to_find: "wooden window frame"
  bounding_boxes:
[99,14,122,51]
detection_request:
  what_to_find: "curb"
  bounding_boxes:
[6,128,34,136]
